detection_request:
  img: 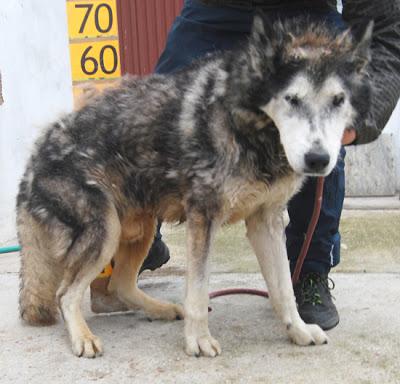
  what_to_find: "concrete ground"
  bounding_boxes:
[1,204,400,383]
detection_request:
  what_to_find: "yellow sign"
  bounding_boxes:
[69,39,121,81]
[67,0,119,39]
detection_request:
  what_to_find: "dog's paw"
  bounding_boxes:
[185,334,222,357]
[287,322,328,346]
[148,303,184,321]
[164,303,184,321]
[71,334,103,358]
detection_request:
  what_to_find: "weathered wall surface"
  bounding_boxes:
[384,101,400,191]
[0,1,73,244]
[345,101,400,196]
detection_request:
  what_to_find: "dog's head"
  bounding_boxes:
[240,14,373,176]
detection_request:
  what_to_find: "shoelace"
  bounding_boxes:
[298,273,336,306]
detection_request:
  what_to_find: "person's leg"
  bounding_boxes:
[139,222,170,274]
[286,147,346,330]
[154,1,253,75]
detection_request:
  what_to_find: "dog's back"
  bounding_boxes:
[16,57,236,326]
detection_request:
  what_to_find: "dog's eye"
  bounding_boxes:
[332,94,345,108]
[285,95,300,107]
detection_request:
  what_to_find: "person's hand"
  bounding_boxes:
[342,128,357,145]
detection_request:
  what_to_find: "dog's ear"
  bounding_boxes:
[350,20,374,73]
[252,9,266,40]
[251,10,284,46]
[250,10,281,72]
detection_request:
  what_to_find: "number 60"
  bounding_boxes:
[81,45,118,76]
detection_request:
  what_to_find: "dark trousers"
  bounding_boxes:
[154,0,346,275]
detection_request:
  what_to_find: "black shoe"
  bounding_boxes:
[139,238,170,274]
[294,272,339,331]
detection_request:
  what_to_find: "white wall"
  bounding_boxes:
[0,0,73,245]
[383,100,400,191]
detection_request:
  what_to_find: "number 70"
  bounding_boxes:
[75,3,113,34]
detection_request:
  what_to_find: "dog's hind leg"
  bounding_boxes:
[108,215,184,320]
[18,207,63,325]
[246,206,328,346]
[57,206,121,358]
[184,208,221,358]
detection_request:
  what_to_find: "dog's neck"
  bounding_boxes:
[227,106,294,184]
[230,107,273,131]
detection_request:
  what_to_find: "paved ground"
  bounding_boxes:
[1,206,399,383]
[1,271,400,384]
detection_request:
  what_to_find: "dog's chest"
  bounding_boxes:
[222,174,302,224]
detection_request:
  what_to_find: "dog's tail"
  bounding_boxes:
[18,208,61,326]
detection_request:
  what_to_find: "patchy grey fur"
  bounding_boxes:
[17,15,372,357]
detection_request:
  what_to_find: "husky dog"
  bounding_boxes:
[17,14,372,358]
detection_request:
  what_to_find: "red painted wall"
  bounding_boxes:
[117,0,184,76]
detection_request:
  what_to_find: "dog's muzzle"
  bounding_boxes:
[304,151,330,174]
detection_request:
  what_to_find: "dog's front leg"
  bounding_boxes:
[184,208,221,357]
[246,207,328,346]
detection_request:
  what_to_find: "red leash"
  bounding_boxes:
[209,177,325,301]
[291,177,325,285]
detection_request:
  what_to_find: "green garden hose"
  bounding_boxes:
[0,245,21,254]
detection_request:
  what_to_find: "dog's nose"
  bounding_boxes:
[304,151,330,172]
